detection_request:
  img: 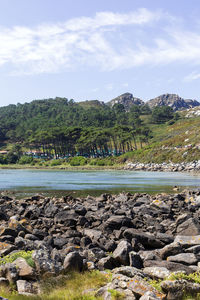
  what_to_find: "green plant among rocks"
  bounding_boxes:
[0,251,35,268]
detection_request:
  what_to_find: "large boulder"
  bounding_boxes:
[167,253,198,265]
[176,218,200,236]
[161,279,200,300]
[127,275,165,299]
[13,257,35,279]
[159,242,182,260]
[32,249,61,275]
[143,267,170,280]
[174,235,200,246]
[17,280,39,296]
[104,216,132,230]
[63,252,83,272]
[123,229,164,249]
[144,260,194,274]
[113,240,132,265]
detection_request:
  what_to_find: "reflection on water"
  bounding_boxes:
[0,169,200,198]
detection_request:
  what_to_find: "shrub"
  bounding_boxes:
[69,156,87,166]
[50,159,64,166]
[18,155,33,165]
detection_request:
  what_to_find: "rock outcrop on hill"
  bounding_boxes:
[107,93,145,110]
[0,190,200,298]
[147,94,200,111]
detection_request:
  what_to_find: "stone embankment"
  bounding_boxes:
[0,191,200,299]
[125,160,200,173]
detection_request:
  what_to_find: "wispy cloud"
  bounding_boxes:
[184,71,200,82]
[1,8,200,75]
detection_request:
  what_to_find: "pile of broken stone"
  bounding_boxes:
[0,190,200,299]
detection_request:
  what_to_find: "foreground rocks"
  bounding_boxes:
[0,190,200,298]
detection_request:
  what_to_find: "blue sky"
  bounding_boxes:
[0,0,200,106]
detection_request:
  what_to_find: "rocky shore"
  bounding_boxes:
[125,160,200,173]
[0,190,200,299]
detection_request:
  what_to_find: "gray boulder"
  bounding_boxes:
[63,251,83,272]
[113,240,132,265]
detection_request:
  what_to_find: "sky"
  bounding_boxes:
[0,0,200,106]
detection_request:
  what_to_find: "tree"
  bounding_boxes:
[151,106,174,124]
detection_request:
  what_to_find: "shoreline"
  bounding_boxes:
[0,161,200,175]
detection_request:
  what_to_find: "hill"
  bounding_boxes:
[107,92,144,110]
[0,95,200,166]
[147,93,200,111]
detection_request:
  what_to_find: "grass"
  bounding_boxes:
[0,271,112,300]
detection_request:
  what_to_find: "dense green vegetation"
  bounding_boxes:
[0,96,199,165]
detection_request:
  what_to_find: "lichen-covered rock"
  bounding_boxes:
[161,279,200,300]
[17,280,40,295]
[127,275,165,299]
[143,267,171,280]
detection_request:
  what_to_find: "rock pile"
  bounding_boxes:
[125,161,200,172]
[0,190,200,298]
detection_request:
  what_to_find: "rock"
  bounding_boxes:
[4,263,19,284]
[13,257,35,279]
[129,251,143,269]
[127,275,165,299]
[45,203,58,217]
[167,253,198,265]
[144,260,194,274]
[113,240,132,265]
[174,235,200,246]
[32,250,58,275]
[140,291,164,300]
[123,229,164,249]
[53,237,68,249]
[0,227,18,237]
[54,211,78,227]
[104,216,132,230]
[151,199,170,213]
[159,242,182,260]
[0,277,9,287]
[143,267,171,280]
[112,266,146,278]
[0,243,16,256]
[17,279,39,295]
[98,256,119,270]
[63,252,83,272]
[0,296,8,300]
[84,229,102,241]
[176,218,200,236]
[161,279,200,300]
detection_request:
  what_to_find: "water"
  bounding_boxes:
[0,169,200,197]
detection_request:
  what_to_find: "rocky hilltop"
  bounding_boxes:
[1,191,200,298]
[147,94,200,111]
[107,93,144,110]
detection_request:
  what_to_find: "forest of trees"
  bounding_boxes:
[0,97,176,163]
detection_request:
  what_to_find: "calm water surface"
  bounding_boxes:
[0,169,200,197]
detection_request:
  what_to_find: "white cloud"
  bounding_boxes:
[0,8,163,75]
[184,71,200,82]
[1,8,200,75]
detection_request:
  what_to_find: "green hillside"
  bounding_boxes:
[0,96,199,166]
